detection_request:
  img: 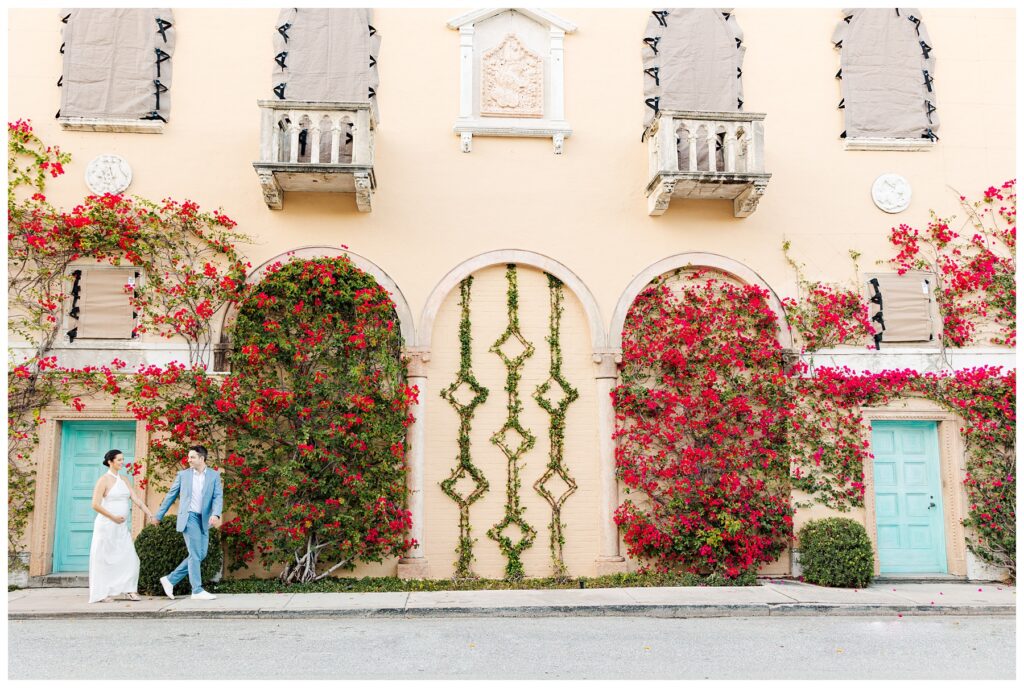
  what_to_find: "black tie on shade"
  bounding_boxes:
[155,48,170,77]
[156,17,172,42]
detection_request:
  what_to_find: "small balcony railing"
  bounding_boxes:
[644,110,771,217]
[253,100,376,212]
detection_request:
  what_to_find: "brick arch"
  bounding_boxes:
[417,249,607,351]
[609,252,794,351]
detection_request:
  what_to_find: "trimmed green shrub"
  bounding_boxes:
[797,517,874,588]
[135,516,223,596]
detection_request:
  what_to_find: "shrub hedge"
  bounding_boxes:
[209,569,758,594]
[798,517,874,588]
[135,516,223,596]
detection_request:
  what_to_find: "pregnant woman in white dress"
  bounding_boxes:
[89,449,154,603]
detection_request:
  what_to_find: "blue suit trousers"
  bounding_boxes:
[167,512,208,593]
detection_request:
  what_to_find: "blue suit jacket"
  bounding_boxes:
[155,468,223,534]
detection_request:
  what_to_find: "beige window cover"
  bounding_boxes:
[833,8,938,139]
[643,8,744,128]
[273,8,380,122]
[869,273,935,344]
[60,9,174,121]
[76,268,136,339]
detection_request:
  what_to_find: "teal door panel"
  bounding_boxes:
[52,421,136,573]
[871,421,947,574]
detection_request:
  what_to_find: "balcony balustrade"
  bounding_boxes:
[253,100,376,211]
[644,110,771,217]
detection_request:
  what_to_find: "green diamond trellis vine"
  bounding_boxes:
[487,264,537,580]
[439,276,490,578]
[532,274,580,578]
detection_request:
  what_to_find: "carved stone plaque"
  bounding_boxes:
[481,34,543,118]
[871,173,912,214]
[85,154,132,195]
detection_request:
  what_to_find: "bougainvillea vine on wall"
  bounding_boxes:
[614,272,795,578]
[888,180,1016,347]
[124,256,417,583]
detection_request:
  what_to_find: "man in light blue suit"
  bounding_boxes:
[150,445,223,600]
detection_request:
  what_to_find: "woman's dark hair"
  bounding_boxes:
[103,449,124,467]
[190,445,208,460]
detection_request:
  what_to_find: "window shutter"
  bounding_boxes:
[60,9,174,122]
[834,9,938,139]
[75,268,137,339]
[642,8,745,128]
[868,273,935,347]
[272,8,378,122]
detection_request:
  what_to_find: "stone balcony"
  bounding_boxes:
[253,100,376,212]
[644,110,771,217]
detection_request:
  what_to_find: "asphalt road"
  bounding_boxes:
[8,615,1014,680]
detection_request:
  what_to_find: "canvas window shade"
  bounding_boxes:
[59,9,174,122]
[833,8,938,140]
[868,273,935,346]
[642,8,744,128]
[73,268,136,340]
[272,8,380,122]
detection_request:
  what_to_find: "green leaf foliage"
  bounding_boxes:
[797,517,874,588]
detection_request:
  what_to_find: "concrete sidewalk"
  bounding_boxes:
[7,579,1015,621]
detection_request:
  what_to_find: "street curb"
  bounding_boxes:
[8,602,1015,621]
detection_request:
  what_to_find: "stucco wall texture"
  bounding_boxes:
[9,8,1014,579]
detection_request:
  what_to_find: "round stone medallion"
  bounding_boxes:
[871,173,912,214]
[85,154,133,195]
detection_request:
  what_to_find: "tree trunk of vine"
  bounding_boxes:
[279,535,320,584]
[278,534,351,584]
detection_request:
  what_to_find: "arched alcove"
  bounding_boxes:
[216,246,415,358]
[422,261,602,579]
[418,249,606,351]
[609,252,793,350]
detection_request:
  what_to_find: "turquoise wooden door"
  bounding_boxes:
[871,421,947,574]
[52,421,136,572]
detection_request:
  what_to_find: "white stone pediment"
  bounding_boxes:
[447,8,577,33]
[448,8,575,153]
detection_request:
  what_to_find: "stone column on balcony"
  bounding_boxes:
[594,350,629,575]
[645,110,770,217]
[253,101,376,212]
[397,348,430,579]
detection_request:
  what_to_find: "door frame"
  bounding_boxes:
[51,420,138,573]
[28,408,148,577]
[862,398,968,577]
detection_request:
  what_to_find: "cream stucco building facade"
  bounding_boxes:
[8,7,1015,583]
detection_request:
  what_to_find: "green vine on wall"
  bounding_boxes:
[487,264,537,580]
[532,274,579,578]
[439,276,490,578]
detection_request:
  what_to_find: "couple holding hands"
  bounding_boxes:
[88,445,223,603]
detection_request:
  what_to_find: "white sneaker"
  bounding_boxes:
[159,576,175,600]
[191,590,217,600]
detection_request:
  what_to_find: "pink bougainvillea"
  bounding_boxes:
[889,180,1016,347]
[615,270,1015,579]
